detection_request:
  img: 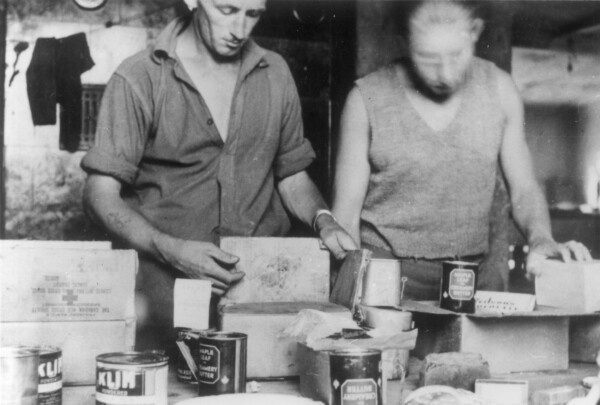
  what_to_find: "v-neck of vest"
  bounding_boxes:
[394,64,471,136]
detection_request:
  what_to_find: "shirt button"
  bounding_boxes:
[207,118,214,126]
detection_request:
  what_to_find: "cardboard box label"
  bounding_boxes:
[1,249,137,322]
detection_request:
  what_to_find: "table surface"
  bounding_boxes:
[64,361,597,405]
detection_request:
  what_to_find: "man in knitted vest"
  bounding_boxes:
[332,0,592,299]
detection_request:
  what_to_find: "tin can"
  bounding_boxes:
[362,258,402,307]
[197,332,247,396]
[440,261,478,313]
[0,346,39,405]
[176,327,215,384]
[330,348,382,405]
[95,352,169,405]
[37,346,62,405]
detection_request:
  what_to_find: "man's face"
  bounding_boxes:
[409,22,476,98]
[195,0,266,59]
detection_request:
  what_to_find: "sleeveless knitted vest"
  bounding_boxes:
[356,57,505,258]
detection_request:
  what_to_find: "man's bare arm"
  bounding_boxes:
[497,71,592,276]
[277,170,357,259]
[83,174,243,294]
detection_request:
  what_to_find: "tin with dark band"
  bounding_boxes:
[440,260,479,313]
[197,332,247,396]
[330,348,382,405]
[38,346,62,405]
[95,351,169,405]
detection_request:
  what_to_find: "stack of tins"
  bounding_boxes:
[177,330,249,395]
[0,345,62,405]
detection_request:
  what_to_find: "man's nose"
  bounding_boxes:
[230,15,248,41]
[437,62,454,84]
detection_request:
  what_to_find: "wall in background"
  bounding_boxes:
[4,2,172,239]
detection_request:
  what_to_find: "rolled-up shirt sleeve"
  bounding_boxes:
[273,66,316,179]
[80,73,151,185]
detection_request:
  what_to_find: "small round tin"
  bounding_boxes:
[362,258,402,307]
[440,260,479,313]
[0,346,39,405]
[95,352,169,405]
[330,348,382,405]
[197,332,247,396]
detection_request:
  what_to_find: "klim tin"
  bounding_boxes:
[197,332,247,396]
[37,346,62,405]
[330,348,382,405]
[95,352,168,405]
[0,346,39,405]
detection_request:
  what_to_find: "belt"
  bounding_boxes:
[398,253,486,264]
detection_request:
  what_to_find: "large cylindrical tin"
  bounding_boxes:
[95,352,169,405]
[439,261,479,313]
[197,332,247,396]
[0,346,39,405]
[176,327,215,384]
[330,348,382,405]
[361,258,402,307]
[37,346,62,405]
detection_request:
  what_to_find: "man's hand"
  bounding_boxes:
[315,212,358,260]
[526,237,593,279]
[155,236,244,296]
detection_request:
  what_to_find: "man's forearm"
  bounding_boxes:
[277,171,329,227]
[83,176,175,262]
[510,185,554,247]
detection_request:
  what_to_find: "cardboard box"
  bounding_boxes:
[0,319,136,385]
[220,237,330,304]
[569,315,600,363]
[401,301,574,374]
[218,301,352,378]
[0,240,111,250]
[298,342,334,404]
[535,260,600,313]
[0,248,137,322]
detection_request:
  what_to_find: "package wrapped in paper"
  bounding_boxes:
[280,309,418,352]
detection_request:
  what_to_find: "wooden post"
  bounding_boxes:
[0,0,7,239]
[475,1,518,292]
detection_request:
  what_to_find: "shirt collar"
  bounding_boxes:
[151,16,269,76]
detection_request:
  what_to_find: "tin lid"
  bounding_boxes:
[15,345,61,356]
[96,351,169,366]
[330,348,382,357]
[204,332,248,340]
[0,346,39,358]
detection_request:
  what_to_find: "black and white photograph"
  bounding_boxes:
[0,0,599,404]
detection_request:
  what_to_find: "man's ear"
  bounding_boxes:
[471,18,485,42]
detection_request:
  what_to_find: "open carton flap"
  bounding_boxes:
[394,300,594,318]
[330,249,371,314]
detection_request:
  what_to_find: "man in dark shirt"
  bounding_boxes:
[81,0,356,348]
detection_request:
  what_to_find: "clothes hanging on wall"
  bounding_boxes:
[26,32,95,152]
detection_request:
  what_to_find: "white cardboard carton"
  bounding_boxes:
[219,301,352,378]
[0,240,111,250]
[535,259,600,313]
[220,237,330,304]
[400,301,575,374]
[0,248,137,322]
